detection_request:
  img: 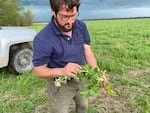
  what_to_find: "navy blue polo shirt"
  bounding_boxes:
[32,17,90,68]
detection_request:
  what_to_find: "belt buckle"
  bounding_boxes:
[54,77,74,82]
[67,77,74,82]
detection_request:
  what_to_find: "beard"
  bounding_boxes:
[55,17,74,32]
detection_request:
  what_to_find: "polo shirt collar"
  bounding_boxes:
[50,16,62,35]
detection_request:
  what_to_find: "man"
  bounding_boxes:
[32,0,99,113]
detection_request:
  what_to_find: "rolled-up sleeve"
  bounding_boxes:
[32,35,52,67]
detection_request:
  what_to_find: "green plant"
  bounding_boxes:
[54,64,116,97]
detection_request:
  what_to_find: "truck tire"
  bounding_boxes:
[8,47,33,74]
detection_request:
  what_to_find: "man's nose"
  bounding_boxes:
[67,17,74,23]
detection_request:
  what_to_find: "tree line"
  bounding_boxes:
[0,0,33,26]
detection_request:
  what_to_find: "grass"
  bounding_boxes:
[0,18,150,113]
[87,18,150,73]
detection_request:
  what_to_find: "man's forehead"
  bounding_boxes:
[60,4,77,12]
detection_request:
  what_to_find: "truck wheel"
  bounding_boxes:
[9,48,33,74]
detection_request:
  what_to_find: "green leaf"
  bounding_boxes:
[54,64,116,97]
[107,89,116,95]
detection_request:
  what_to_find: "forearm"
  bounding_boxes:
[34,65,64,79]
[85,51,98,68]
[84,44,98,68]
[33,63,81,79]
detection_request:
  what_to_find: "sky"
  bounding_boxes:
[83,0,150,9]
[20,0,150,22]
[78,0,150,19]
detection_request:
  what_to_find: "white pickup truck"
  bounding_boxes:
[0,26,37,74]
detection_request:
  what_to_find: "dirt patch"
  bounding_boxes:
[91,67,150,113]
[127,67,150,77]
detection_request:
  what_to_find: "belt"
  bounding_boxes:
[53,77,74,82]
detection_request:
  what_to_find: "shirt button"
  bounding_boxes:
[67,38,70,40]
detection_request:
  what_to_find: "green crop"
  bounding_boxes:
[54,64,116,97]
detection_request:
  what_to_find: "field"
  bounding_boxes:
[0,18,150,113]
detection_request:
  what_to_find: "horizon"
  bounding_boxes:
[21,0,150,22]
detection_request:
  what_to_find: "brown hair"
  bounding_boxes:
[50,0,80,13]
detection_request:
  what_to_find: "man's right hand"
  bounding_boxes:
[62,63,81,77]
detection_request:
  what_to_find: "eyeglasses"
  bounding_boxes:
[57,13,78,21]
